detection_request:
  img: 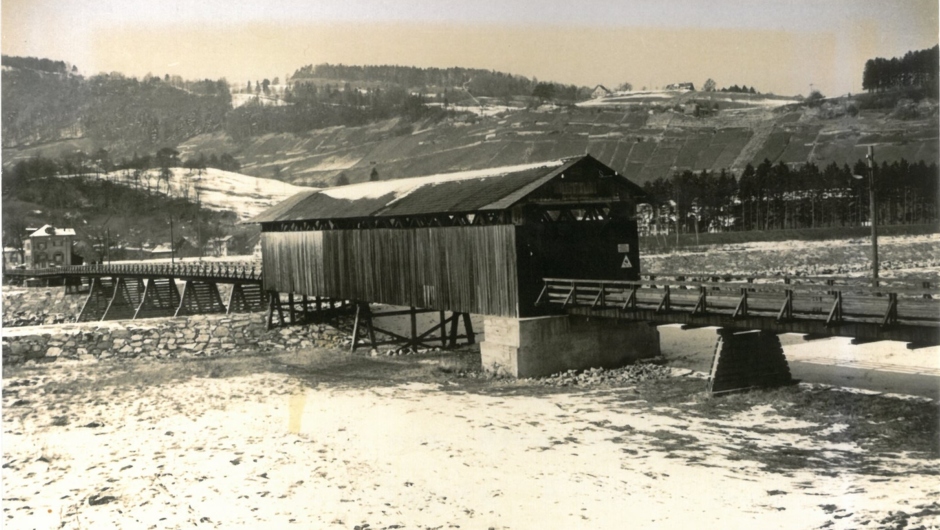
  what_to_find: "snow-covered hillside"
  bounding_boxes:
[578,90,797,109]
[231,93,289,108]
[90,168,316,221]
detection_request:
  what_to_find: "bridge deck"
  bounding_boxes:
[539,275,940,347]
[4,262,262,283]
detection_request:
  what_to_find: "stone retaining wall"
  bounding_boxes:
[2,286,85,327]
[2,312,352,366]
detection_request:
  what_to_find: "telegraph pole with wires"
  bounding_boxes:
[866,146,878,283]
[852,146,878,284]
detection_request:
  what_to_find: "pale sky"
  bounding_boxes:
[2,0,937,96]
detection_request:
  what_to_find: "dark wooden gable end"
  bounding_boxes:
[254,155,644,317]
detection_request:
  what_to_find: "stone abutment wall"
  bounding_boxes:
[2,312,351,366]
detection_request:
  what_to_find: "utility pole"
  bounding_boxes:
[170,218,175,269]
[867,146,878,284]
[852,146,878,285]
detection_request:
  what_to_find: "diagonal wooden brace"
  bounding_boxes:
[732,288,748,319]
[881,293,898,327]
[826,291,843,327]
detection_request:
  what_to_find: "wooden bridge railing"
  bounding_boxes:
[5,261,263,283]
[538,275,940,347]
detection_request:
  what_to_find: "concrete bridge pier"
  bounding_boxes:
[480,315,660,378]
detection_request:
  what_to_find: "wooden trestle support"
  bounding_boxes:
[174,280,227,316]
[134,278,182,319]
[76,278,263,321]
[264,292,353,329]
[227,283,265,314]
[263,292,475,352]
[77,278,116,322]
[102,278,145,321]
[348,304,475,353]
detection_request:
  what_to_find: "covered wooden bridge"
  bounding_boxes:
[251,154,654,359]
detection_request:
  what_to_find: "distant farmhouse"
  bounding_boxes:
[23,225,76,268]
[665,82,695,91]
[591,85,612,99]
[150,239,196,260]
[150,244,174,260]
[206,235,235,257]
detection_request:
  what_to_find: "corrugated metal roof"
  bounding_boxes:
[250,155,640,223]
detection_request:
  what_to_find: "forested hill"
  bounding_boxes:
[292,63,584,99]
[1,55,231,153]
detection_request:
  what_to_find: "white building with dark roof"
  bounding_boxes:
[24,225,76,268]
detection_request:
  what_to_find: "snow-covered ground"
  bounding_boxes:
[93,168,316,221]
[642,233,940,278]
[427,102,523,116]
[578,90,797,109]
[711,96,797,108]
[3,354,937,529]
[645,233,940,258]
[577,91,679,107]
[230,93,289,108]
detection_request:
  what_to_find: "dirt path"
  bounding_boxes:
[3,350,938,529]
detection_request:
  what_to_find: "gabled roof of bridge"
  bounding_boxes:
[251,155,641,223]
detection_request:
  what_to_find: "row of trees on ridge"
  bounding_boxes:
[862,45,939,94]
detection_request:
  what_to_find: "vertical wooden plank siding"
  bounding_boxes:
[261,226,519,317]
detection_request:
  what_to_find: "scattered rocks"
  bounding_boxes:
[87,493,118,506]
[382,346,442,357]
[521,361,673,387]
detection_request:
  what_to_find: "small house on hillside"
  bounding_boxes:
[24,225,76,268]
[150,238,196,260]
[206,235,235,257]
[150,244,174,260]
[665,82,695,91]
[251,155,646,318]
[591,85,612,99]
